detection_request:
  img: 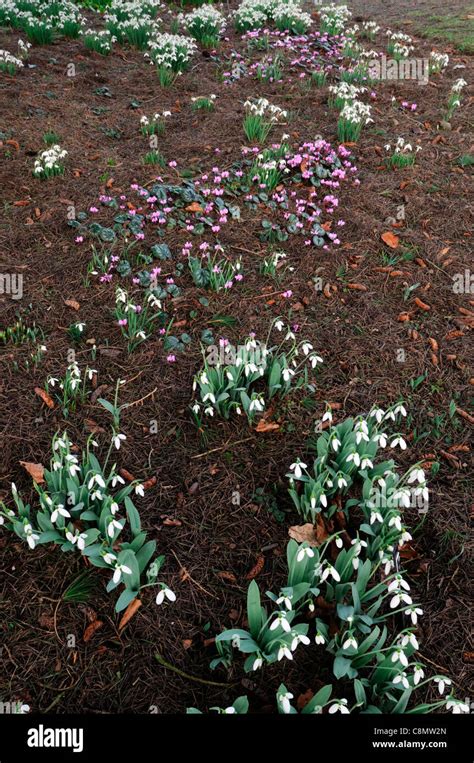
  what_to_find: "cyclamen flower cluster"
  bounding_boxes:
[145,33,197,72]
[33,145,67,178]
[178,5,226,42]
[319,3,352,35]
[244,96,287,123]
[0,49,23,73]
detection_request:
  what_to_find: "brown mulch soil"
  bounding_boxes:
[0,4,472,714]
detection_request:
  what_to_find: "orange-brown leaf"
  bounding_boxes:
[64,298,80,311]
[255,419,280,433]
[381,231,399,249]
[246,555,265,580]
[83,619,103,642]
[118,598,142,630]
[34,387,55,409]
[19,461,45,484]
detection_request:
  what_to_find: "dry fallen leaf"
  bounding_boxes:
[34,387,54,409]
[83,619,103,642]
[245,555,265,580]
[64,298,80,311]
[381,231,399,249]
[185,202,203,213]
[118,598,142,630]
[19,461,45,484]
[288,517,328,546]
[255,419,280,432]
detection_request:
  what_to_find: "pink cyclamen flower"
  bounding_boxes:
[282,290,293,298]
[118,319,127,326]
[75,236,84,243]
[167,354,176,362]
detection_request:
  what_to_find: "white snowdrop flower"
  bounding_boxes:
[389,575,410,593]
[322,409,332,423]
[290,461,307,479]
[393,672,410,689]
[321,563,340,583]
[389,514,402,531]
[249,396,264,413]
[405,606,423,625]
[107,518,123,538]
[50,505,71,524]
[360,457,373,470]
[391,648,408,667]
[315,631,326,645]
[296,546,314,562]
[401,632,419,650]
[278,690,294,714]
[331,436,341,452]
[276,593,293,610]
[335,536,344,549]
[275,320,285,332]
[370,510,383,524]
[301,342,313,355]
[114,434,127,450]
[309,353,323,368]
[192,403,201,414]
[337,475,348,489]
[343,635,358,650]
[408,468,425,484]
[103,552,117,565]
[346,451,360,466]
[113,562,132,584]
[270,612,291,633]
[328,699,349,714]
[111,474,125,487]
[252,656,263,671]
[203,392,216,404]
[282,368,295,382]
[391,436,407,450]
[413,665,424,685]
[433,677,451,696]
[373,432,387,447]
[446,698,469,714]
[135,484,145,497]
[156,586,176,605]
[390,592,412,608]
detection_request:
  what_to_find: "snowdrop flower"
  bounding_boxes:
[370,407,385,424]
[301,342,313,355]
[282,368,295,382]
[390,591,412,608]
[335,536,344,549]
[135,484,145,497]
[346,451,360,466]
[107,518,123,538]
[277,645,293,662]
[373,432,387,447]
[393,672,410,689]
[321,563,340,583]
[391,648,408,667]
[223,707,236,714]
[388,575,410,593]
[315,631,326,645]
[156,586,176,605]
[291,633,310,651]
[389,514,402,531]
[309,353,323,368]
[296,545,314,562]
[330,435,341,452]
[270,612,291,633]
[88,474,106,490]
[278,690,294,714]
[408,468,425,484]
[113,562,132,584]
[50,505,71,524]
[446,698,469,714]
[289,460,307,479]
[203,392,216,405]
[343,635,358,650]
[249,396,265,413]
[393,488,411,508]
[276,593,293,610]
[113,433,127,450]
[391,435,407,450]
[394,403,407,417]
[328,699,350,714]
[192,403,200,414]
[111,474,125,487]
[337,474,348,489]
[360,457,373,470]
[65,530,87,551]
[413,665,425,685]
[433,676,452,696]
[274,319,284,332]
[110,502,119,516]
[370,509,383,524]
[405,606,423,625]
[103,552,117,565]
[24,524,39,549]
[322,409,333,423]
[251,656,263,671]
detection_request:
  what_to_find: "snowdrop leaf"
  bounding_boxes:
[333,655,353,679]
[38,530,61,543]
[136,540,157,574]
[115,587,138,613]
[302,684,332,713]
[232,696,249,714]
[354,679,367,706]
[125,496,141,537]
[247,580,263,640]
[80,510,99,521]
[392,689,412,714]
